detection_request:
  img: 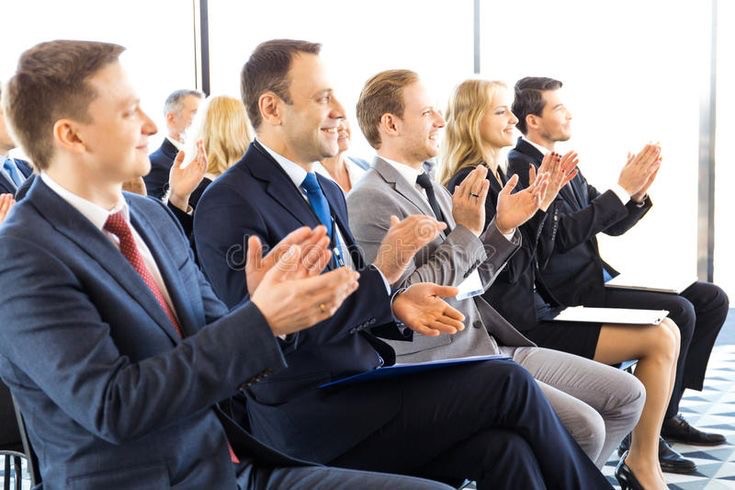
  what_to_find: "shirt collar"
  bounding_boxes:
[378,155,426,186]
[522,136,551,156]
[166,136,184,151]
[40,173,127,231]
[257,138,315,189]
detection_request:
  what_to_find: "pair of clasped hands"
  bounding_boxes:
[245,152,584,340]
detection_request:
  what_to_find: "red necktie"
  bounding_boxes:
[104,211,183,337]
[103,211,240,463]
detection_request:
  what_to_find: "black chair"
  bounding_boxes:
[0,382,25,490]
[10,396,39,488]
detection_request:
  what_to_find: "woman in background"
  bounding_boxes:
[189,95,253,206]
[316,118,369,193]
[440,79,678,490]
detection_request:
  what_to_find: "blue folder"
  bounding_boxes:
[319,354,511,389]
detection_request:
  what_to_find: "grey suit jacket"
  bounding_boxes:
[347,157,535,362]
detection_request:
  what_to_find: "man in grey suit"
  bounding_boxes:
[348,69,645,468]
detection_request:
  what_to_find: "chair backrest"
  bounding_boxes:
[11,395,41,486]
[0,381,21,449]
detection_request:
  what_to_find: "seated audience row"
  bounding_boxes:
[0,36,728,490]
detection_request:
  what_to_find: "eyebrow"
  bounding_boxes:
[552,104,564,110]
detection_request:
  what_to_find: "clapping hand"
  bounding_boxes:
[536,151,579,211]
[250,242,360,336]
[451,165,490,236]
[392,283,465,337]
[618,143,661,201]
[245,225,332,295]
[373,215,447,285]
[168,140,208,211]
[495,170,550,235]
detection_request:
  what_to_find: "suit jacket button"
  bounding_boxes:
[473,320,483,329]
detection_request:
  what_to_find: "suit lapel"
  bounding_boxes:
[373,158,451,237]
[16,160,34,179]
[247,142,322,229]
[373,158,437,218]
[29,180,181,343]
[129,202,196,338]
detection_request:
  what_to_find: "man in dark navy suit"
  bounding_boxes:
[508,76,730,474]
[144,88,203,200]
[195,39,613,489]
[0,39,458,489]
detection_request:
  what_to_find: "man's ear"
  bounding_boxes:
[165,111,176,126]
[259,92,282,126]
[53,119,86,154]
[379,113,400,137]
[525,114,540,131]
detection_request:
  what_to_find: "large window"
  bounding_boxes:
[715,0,735,297]
[3,0,198,154]
[480,0,708,283]
[207,0,474,158]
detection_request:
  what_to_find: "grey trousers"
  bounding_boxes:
[502,346,645,468]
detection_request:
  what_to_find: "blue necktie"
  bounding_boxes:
[2,158,24,187]
[301,172,346,267]
[301,172,333,237]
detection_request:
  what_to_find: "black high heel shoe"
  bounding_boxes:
[615,451,645,490]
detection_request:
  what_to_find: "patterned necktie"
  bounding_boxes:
[103,211,183,337]
[2,158,24,187]
[416,172,448,227]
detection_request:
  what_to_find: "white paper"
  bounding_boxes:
[605,272,696,295]
[455,270,484,301]
[552,306,669,325]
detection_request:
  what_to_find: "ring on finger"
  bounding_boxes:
[319,303,327,313]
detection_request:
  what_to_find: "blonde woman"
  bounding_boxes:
[189,95,253,206]
[441,79,678,490]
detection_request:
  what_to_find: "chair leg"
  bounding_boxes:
[3,455,10,490]
[12,456,21,490]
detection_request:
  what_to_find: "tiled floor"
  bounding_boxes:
[602,343,735,489]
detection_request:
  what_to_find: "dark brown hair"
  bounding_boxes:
[2,40,125,170]
[240,39,321,130]
[356,69,418,149]
[512,76,563,135]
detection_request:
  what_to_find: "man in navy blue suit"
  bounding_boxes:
[0,39,459,489]
[194,39,613,489]
[144,89,203,200]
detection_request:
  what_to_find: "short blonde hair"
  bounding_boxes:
[438,79,506,186]
[356,69,418,149]
[193,96,253,177]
